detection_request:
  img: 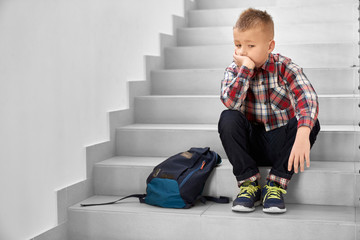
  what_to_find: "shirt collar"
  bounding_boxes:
[258,54,275,73]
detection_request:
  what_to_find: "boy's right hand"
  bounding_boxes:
[233,53,255,70]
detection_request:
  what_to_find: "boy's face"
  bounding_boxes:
[233,27,275,68]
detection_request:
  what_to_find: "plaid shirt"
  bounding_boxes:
[221,53,319,131]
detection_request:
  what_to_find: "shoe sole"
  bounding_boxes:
[263,207,287,213]
[232,201,261,212]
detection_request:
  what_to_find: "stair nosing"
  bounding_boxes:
[152,67,359,73]
[178,21,358,31]
[117,124,360,132]
[188,3,358,13]
[95,157,356,174]
[70,196,356,224]
[135,94,360,99]
[166,42,358,50]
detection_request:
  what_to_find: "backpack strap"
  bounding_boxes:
[198,196,230,204]
[80,194,146,207]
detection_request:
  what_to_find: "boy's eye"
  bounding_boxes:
[235,44,254,48]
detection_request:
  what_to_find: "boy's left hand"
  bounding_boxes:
[288,126,311,173]
[233,53,255,70]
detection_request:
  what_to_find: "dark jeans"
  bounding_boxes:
[218,110,320,182]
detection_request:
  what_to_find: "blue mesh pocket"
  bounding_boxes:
[145,178,186,208]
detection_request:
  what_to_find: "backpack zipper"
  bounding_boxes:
[200,161,206,170]
[179,160,206,189]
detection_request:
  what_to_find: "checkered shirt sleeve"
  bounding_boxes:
[220,62,254,110]
[281,61,319,129]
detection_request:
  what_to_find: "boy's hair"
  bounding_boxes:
[235,8,274,40]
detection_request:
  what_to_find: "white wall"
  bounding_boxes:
[0,0,184,239]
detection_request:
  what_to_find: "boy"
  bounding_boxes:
[218,8,320,213]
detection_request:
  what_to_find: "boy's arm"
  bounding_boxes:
[220,56,255,110]
[283,62,319,173]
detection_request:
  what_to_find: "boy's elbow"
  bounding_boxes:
[221,97,241,110]
[220,96,232,109]
[220,97,230,108]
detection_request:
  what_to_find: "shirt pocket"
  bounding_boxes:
[269,86,291,111]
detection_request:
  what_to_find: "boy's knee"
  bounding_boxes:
[218,110,249,134]
[310,119,321,147]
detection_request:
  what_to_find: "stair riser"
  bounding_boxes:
[164,44,359,69]
[210,168,356,206]
[68,209,355,240]
[94,162,356,206]
[116,128,360,161]
[178,23,357,46]
[195,0,357,9]
[188,4,358,27]
[151,68,359,95]
[135,96,360,125]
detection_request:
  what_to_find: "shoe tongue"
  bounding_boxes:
[242,180,257,187]
[267,180,280,187]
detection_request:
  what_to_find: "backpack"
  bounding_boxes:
[81,147,229,208]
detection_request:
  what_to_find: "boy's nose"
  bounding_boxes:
[239,48,247,56]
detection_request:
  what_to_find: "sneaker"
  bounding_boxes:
[262,180,287,213]
[232,181,261,212]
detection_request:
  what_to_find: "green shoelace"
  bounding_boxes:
[263,185,287,200]
[238,182,260,199]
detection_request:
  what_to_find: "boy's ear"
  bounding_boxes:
[268,40,275,53]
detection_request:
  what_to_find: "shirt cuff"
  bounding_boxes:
[237,65,254,79]
[297,116,315,130]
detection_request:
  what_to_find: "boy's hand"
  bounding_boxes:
[233,53,255,70]
[288,126,311,173]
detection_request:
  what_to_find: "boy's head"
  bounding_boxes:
[233,8,275,68]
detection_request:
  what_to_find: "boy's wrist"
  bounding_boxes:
[296,126,311,137]
[242,59,255,70]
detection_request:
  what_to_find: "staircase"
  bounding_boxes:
[68,0,360,239]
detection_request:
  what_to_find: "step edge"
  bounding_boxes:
[135,94,360,99]
[152,67,359,73]
[69,197,356,224]
[178,22,358,31]
[165,42,358,50]
[188,3,359,13]
[117,124,360,132]
[95,157,356,174]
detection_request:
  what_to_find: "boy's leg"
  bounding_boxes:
[261,117,320,213]
[265,117,321,189]
[218,110,266,212]
[262,117,320,213]
[218,110,262,185]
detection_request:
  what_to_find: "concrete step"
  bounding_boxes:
[115,124,360,162]
[93,157,357,206]
[195,0,357,10]
[134,94,360,125]
[188,4,358,27]
[164,44,359,69]
[151,68,360,95]
[69,196,357,240]
[178,23,358,46]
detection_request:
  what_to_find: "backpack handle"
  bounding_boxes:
[189,147,210,155]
